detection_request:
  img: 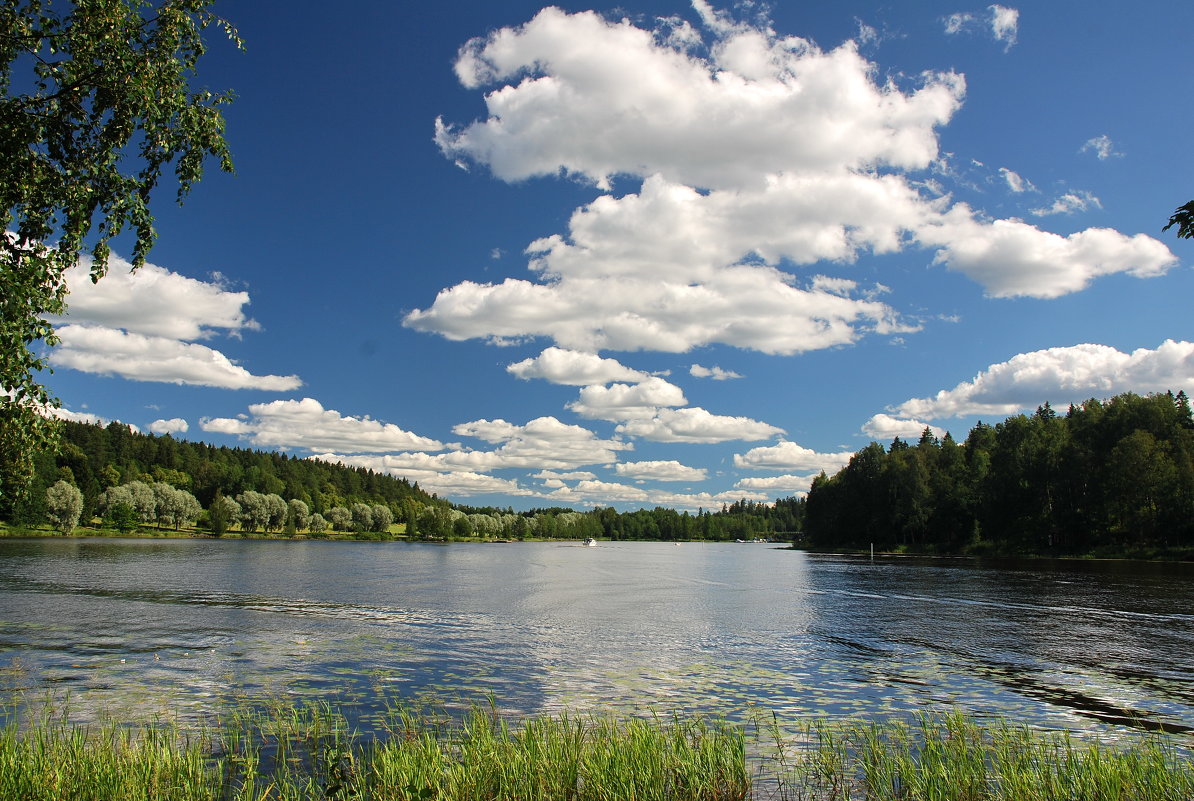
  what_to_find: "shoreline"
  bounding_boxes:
[1,700,1190,800]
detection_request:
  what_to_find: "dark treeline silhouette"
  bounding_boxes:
[449,498,804,542]
[590,498,803,541]
[4,419,434,526]
[805,391,1194,556]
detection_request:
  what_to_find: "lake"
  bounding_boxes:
[1,537,1192,736]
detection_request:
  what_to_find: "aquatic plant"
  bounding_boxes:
[1,700,1190,800]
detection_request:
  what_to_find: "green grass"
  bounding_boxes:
[0,700,749,800]
[0,701,1190,800]
[756,709,1194,800]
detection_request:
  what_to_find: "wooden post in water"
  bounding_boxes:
[870,542,874,560]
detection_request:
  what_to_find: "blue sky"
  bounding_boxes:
[42,0,1194,510]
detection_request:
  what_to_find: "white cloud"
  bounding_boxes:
[943,13,975,35]
[148,418,189,435]
[308,418,634,495]
[532,470,597,481]
[200,398,443,453]
[893,340,1194,419]
[917,207,1176,298]
[567,377,687,421]
[49,405,125,428]
[944,6,1017,49]
[507,347,649,385]
[409,7,1176,359]
[310,455,534,499]
[734,474,817,493]
[988,5,1018,48]
[438,7,963,189]
[616,407,784,443]
[690,364,742,380]
[545,479,768,510]
[545,478,651,504]
[58,257,257,340]
[615,460,708,482]
[733,440,854,472]
[47,254,298,390]
[447,416,633,470]
[1031,190,1101,217]
[50,325,302,391]
[861,413,944,440]
[1081,134,1120,160]
[998,167,1034,193]
[855,19,879,46]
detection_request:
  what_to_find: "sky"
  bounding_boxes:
[40,0,1194,511]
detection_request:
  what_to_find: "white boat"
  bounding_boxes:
[582,537,598,547]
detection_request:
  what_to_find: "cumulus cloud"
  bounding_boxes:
[507,347,650,385]
[58,257,257,339]
[1031,190,1101,217]
[408,5,1174,361]
[449,416,632,469]
[616,407,783,443]
[567,377,687,421]
[861,413,944,440]
[50,326,302,391]
[200,398,443,453]
[148,418,189,435]
[690,364,742,380]
[917,208,1176,298]
[48,254,298,390]
[532,470,597,481]
[310,455,534,499]
[544,479,768,510]
[1081,134,1120,160]
[615,460,708,482]
[438,7,963,189]
[48,405,128,428]
[892,340,1194,420]
[733,474,818,493]
[306,417,632,498]
[733,440,854,472]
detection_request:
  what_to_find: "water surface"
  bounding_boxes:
[1,538,1191,735]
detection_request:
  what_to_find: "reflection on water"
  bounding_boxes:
[1,538,1192,736]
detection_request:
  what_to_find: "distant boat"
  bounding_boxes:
[582,538,598,547]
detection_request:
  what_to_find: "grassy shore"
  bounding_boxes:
[1,700,1191,800]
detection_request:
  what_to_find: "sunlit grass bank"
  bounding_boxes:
[1,702,1191,800]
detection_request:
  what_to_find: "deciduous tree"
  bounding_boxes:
[0,0,239,516]
[44,478,82,532]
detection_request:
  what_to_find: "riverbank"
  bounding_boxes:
[0,521,586,545]
[1,701,1190,800]
[798,542,1194,563]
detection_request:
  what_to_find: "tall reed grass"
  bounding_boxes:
[0,700,1190,800]
[754,708,1194,800]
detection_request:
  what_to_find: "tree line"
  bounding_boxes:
[6,419,439,534]
[12,419,804,542]
[804,391,1194,556]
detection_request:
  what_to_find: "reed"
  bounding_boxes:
[757,709,1194,800]
[0,700,1190,800]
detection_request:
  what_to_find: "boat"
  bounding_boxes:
[582,537,598,547]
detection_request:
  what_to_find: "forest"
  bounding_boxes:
[4,418,799,542]
[18,390,1190,555]
[804,391,1194,557]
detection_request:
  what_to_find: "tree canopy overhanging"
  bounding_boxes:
[0,0,239,517]
[1165,201,1194,240]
